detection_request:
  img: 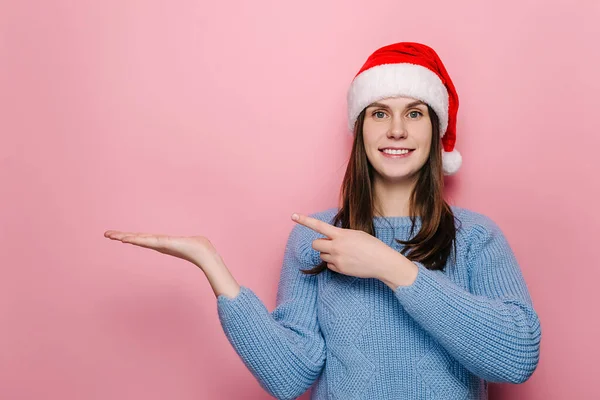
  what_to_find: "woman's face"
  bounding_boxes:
[362,96,433,183]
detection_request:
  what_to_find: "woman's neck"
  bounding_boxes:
[372,176,417,217]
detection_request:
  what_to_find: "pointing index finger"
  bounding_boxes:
[291,213,339,238]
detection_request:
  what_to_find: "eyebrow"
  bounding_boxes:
[367,100,427,110]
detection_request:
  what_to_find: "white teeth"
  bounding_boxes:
[382,149,410,155]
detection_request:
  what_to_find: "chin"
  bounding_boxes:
[375,169,414,182]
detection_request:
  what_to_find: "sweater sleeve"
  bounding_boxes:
[392,216,542,384]
[216,222,326,400]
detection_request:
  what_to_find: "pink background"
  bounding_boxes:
[1,0,598,399]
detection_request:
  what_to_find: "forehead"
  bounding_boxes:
[368,96,426,107]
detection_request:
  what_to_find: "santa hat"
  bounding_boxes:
[347,42,462,176]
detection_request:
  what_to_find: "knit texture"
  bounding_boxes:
[216,206,541,400]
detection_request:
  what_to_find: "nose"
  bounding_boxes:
[388,113,407,139]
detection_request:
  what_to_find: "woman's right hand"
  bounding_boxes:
[103,230,223,271]
[104,229,241,298]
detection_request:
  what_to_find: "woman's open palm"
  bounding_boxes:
[103,230,222,270]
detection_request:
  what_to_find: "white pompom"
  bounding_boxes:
[442,148,462,176]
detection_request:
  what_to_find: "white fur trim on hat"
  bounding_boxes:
[442,148,462,176]
[347,63,449,136]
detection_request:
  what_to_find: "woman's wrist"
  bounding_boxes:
[378,252,419,290]
[200,256,241,299]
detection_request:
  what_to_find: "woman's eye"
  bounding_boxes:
[408,110,423,119]
[374,111,386,119]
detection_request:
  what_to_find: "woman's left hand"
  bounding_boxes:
[291,213,416,284]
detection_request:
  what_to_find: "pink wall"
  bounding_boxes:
[1,0,598,398]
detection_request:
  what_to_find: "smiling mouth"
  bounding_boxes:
[379,149,415,154]
[379,148,415,158]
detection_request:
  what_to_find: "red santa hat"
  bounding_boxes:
[347,42,462,176]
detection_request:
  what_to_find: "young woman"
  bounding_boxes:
[105,42,541,399]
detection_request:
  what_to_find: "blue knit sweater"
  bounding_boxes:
[216,206,541,399]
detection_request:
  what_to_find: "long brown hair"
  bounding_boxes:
[300,104,459,275]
